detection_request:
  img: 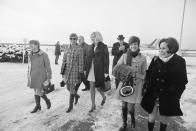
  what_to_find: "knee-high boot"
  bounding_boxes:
[129,107,136,128]
[66,94,74,113]
[31,95,41,113]
[119,107,128,131]
[148,122,155,131]
[160,123,167,131]
[41,95,51,109]
[74,83,80,105]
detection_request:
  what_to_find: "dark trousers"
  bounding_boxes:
[55,55,59,64]
[75,72,90,91]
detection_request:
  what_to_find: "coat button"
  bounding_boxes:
[158,70,161,72]
[156,78,159,81]
[160,89,163,91]
[161,79,165,82]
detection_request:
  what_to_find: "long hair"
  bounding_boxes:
[90,31,103,43]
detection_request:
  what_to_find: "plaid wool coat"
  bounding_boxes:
[61,44,84,93]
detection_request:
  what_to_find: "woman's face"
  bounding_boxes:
[129,42,139,52]
[159,42,171,58]
[90,35,95,43]
[29,43,38,52]
[70,37,77,44]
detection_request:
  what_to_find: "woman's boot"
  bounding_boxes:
[148,122,155,131]
[41,95,51,109]
[160,123,167,131]
[119,107,128,131]
[74,94,80,105]
[66,94,74,113]
[129,107,136,128]
[31,95,41,113]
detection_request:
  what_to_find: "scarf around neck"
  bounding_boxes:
[158,54,174,63]
[126,48,140,66]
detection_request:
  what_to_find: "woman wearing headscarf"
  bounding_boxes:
[141,37,188,131]
[86,31,109,113]
[61,33,84,113]
[114,36,147,130]
[27,40,52,113]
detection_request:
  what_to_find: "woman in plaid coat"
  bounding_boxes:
[61,33,84,113]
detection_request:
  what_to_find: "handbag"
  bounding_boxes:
[43,82,55,94]
[119,75,134,97]
[102,76,111,92]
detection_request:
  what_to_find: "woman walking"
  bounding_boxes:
[141,37,188,131]
[61,33,84,113]
[27,40,52,113]
[114,36,147,130]
[86,31,109,113]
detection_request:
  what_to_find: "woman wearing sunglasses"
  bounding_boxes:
[61,33,84,113]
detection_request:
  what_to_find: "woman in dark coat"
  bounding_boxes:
[141,37,188,131]
[86,31,109,112]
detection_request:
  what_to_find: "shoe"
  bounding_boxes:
[119,123,127,131]
[82,88,90,91]
[74,94,80,105]
[160,122,167,131]
[101,96,106,106]
[31,105,41,113]
[89,106,96,113]
[31,95,41,113]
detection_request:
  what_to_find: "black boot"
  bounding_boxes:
[119,107,128,131]
[66,94,74,113]
[74,94,80,105]
[31,95,41,113]
[148,122,155,131]
[129,108,136,128]
[160,123,167,131]
[41,95,51,109]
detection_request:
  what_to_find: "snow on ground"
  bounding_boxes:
[0,48,196,131]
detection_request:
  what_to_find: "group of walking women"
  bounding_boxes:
[27,31,188,131]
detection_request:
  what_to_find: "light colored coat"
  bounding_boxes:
[115,53,147,103]
[27,50,52,90]
[61,44,83,93]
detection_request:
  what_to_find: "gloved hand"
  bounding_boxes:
[78,72,83,80]
[60,80,65,87]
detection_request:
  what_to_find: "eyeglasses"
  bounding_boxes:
[70,38,77,40]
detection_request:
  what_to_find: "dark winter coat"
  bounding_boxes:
[80,42,89,71]
[55,43,61,56]
[111,42,129,68]
[141,54,188,116]
[86,42,109,87]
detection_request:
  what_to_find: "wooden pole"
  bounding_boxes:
[23,39,27,63]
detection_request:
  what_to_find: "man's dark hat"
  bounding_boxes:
[117,35,125,40]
